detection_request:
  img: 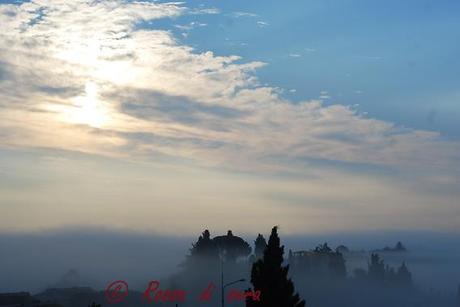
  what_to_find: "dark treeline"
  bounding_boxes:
[1,227,459,307]
[166,227,458,307]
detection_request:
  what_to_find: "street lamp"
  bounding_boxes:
[221,260,246,307]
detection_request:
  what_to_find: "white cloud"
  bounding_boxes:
[175,21,207,31]
[0,0,459,176]
[1,0,460,234]
[319,90,330,99]
[256,21,269,28]
[189,7,220,15]
[232,12,258,18]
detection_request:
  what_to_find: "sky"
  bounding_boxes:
[0,0,459,236]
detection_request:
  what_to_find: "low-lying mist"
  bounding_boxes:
[0,228,459,296]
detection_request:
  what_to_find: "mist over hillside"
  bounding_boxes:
[1,228,459,296]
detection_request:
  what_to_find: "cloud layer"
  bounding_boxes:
[0,0,459,234]
[1,0,459,173]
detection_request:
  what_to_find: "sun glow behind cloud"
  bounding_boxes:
[61,81,109,128]
[0,0,459,234]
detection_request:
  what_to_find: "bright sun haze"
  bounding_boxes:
[0,0,459,236]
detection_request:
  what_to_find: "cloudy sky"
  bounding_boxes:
[0,0,459,236]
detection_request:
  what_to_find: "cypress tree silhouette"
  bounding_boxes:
[395,261,412,287]
[246,226,305,307]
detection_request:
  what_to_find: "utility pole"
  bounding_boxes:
[220,258,246,307]
[220,250,245,307]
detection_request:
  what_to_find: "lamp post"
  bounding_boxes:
[221,259,246,307]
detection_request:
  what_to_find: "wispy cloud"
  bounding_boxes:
[174,21,207,31]
[319,90,330,99]
[256,21,269,28]
[188,7,220,15]
[232,12,259,18]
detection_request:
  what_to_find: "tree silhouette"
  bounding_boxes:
[246,226,305,307]
[182,229,219,270]
[335,245,349,254]
[395,241,406,251]
[190,229,219,259]
[254,234,267,259]
[386,265,397,283]
[314,243,332,254]
[88,303,101,307]
[313,242,346,278]
[368,253,385,282]
[395,261,412,287]
[329,251,346,278]
[213,230,251,262]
